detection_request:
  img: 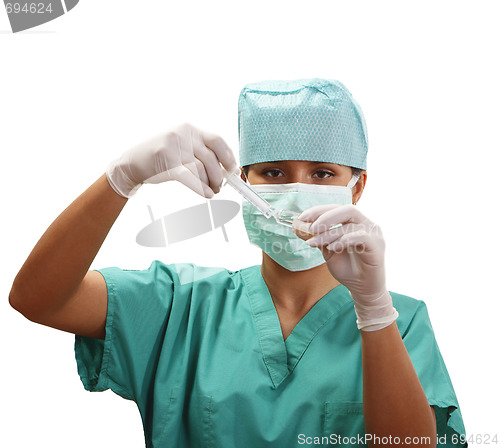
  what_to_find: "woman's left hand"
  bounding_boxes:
[293,204,398,331]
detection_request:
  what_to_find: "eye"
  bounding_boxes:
[313,170,335,179]
[262,169,284,178]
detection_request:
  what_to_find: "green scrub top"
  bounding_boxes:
[75,261,466,447]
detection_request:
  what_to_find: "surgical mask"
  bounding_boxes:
[242,176,358,271]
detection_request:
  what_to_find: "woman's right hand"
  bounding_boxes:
[106,123,238,198]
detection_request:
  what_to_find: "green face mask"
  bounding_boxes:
[242,180,356,271]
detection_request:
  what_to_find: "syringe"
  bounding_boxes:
[223,168,276,218]
[222,168,344,233]
[222,168,304,228]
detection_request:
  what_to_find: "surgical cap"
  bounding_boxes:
[238,79,368,170]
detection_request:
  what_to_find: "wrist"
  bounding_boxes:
[106,162,140,198]
[352,290,399,332]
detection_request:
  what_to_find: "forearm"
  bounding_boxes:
[9,174,127,319]
[361,322,437,448]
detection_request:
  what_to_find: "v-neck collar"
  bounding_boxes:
[241,265,352,389]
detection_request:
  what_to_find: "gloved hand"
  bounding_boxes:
[106,123,238,198]
[293,204,398,331]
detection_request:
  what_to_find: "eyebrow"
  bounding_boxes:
[258,161,340,167]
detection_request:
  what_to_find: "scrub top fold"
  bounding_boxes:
[74,260,467,447]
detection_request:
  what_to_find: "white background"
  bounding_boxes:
[1,1,499,446]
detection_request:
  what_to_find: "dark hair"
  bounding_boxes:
[351,167,363,178]
[242,165,250,180]
[242,165,363,180]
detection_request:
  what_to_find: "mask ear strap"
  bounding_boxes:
[347,174,360,189]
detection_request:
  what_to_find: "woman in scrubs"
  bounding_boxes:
[9,79,466,447]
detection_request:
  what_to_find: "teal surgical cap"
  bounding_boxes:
[238,79,368,170]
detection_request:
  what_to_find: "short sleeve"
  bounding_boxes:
[74,261,177,402]
[398,299,467,447]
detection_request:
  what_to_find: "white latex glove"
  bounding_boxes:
[293,204,398,332]
[106,123,238,198]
